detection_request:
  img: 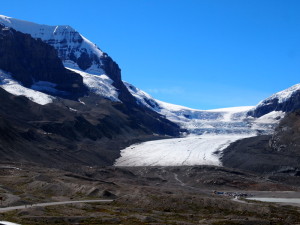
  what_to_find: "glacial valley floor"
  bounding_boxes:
[1,163,300,225]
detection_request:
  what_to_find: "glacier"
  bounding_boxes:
[114,134,253,166]
[115,83,286,167]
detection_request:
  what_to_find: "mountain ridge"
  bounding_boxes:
[1,14,300,171]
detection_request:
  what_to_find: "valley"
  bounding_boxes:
[0,14,300,225]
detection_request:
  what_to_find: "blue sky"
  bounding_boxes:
[2,0,300,109]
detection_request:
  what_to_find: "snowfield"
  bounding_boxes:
[114,134,254,166]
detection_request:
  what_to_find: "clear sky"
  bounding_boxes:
[1,0,300,109]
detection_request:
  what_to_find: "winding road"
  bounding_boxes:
[0,199,113,213]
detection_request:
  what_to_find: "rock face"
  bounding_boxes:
[269,110,300,153]
[0,25,87,99]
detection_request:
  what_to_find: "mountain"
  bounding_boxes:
[247,84,300,118]
[125,82,284,136]
[0,16,181,167]
[0,15,180,136]
[0,15,139,105]
[222,85,300,175]
[1,14,300,171]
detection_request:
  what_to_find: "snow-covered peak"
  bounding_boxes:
[0,15,79,43]
[247,83,300,118]
[258,83,300,106]
[0,15,105,75]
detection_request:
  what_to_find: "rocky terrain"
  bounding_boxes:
[221,110,300,180]
[1,163,300,225]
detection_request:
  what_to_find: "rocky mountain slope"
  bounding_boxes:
[0,15,135,104]
[0,17,181,167]
[222,110,300,175]
[221,86,300,175]
[0,24,87,99]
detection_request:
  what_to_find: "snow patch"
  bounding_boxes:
[0,221,21,225]
[250,111,285,130]
[0,70,54,105]
[257,83,300,106]
[66,67,119,101]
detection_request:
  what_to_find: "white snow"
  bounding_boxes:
[0,70,54,105]
[114,134,254,166]
[0,222,21,225]
[252,111,285,124]
[63,60,105,76]
[249,111,285,130]
[66,67,119,101]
